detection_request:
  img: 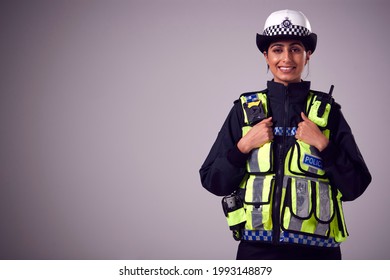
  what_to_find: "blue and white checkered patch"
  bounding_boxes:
[274,127,297,136]
[280,231,340,248]
[242,230,273,242]
[241,230,340,248]
[245,94,259,103]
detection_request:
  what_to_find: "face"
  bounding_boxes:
[264,40,311,86]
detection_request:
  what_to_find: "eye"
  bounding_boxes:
[291,47,303,53]
[272,48,283,54]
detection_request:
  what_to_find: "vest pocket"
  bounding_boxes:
[286,141,326,178]
[244,175,274,230]
[281,177,335,237]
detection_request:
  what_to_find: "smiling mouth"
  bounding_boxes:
[278,66,296,73]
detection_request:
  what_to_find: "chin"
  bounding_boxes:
[278,75,301,83]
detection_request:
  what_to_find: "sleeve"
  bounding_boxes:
[320,104,372,201]
[199,101,250,196]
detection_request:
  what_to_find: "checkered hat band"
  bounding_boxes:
[263,24,310,37]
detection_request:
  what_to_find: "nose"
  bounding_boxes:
[282,50,292,62]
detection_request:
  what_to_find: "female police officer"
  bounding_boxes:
[199,10,371,260]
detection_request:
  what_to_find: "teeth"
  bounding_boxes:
[279,67,294,72]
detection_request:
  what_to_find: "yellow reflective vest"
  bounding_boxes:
[225,91,347,247]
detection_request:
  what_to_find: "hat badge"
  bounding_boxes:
[281,17,292,29]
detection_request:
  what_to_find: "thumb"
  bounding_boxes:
[261,116,272,123]
[301,112,309,121]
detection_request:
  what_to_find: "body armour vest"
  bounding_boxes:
[222,89,348,248]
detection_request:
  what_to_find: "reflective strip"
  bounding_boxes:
[285,175,328,184]
[317,181,332,222]
[283,176,290,187]
[314,223,328,236]
[245,175,273,205]
[248,149,261,173]
[287,178,310,231]
[245,176,273,229]
[252,176,265,202]
[288,216,303,232]
[242,230,340,247]
[247,142,272,174]
[251,207,263,229]
[294,179,310,218]
[274,127,297,136]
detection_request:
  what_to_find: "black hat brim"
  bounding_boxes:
[256,33,317,53]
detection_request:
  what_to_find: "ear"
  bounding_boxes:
[263,51,269,64]
[305,50,312,64]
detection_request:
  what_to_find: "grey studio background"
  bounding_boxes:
[0,0,388,260]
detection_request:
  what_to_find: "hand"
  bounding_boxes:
[237,117,273,154]
[295,112,329,151]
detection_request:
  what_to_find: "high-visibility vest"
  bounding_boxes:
[224,91,347,247]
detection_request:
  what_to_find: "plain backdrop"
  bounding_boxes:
[0,0,389,259]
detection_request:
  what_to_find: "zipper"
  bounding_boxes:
[272,87,289,244]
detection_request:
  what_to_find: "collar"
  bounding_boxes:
[267,80,311,104]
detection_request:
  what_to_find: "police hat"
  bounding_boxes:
[256,10,317,53]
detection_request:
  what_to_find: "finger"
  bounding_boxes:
[295,128,301,139]
[254,117,272,126]
[265,117,273,126]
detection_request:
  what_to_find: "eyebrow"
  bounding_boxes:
[270,42,304,48]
